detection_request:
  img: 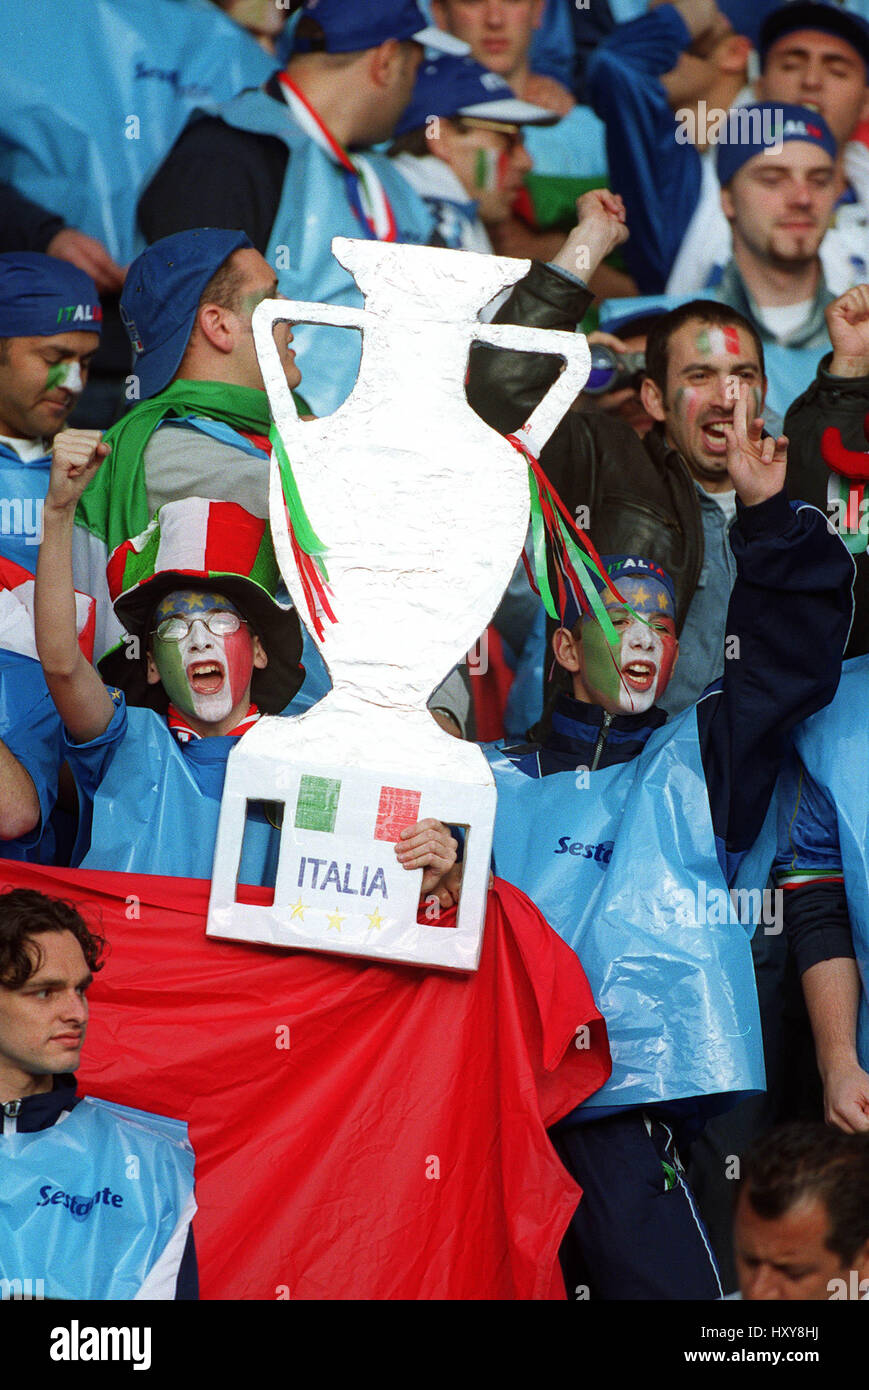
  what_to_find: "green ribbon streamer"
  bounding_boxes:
[528,471,559,620]
[270,424,329,578]
[561,527,620,649]
[526,468,620,653]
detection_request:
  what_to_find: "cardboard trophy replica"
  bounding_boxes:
[207,237,589,969]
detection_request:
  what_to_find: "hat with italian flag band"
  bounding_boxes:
[98,498,304,713]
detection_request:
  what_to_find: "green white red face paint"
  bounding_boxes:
[45,360,83,393]
[151,589,255,724]
[667,320,764,473]
[695,326,741,357]
[580,576,678,713]
[673,382,707,440]
[473,146,503,193]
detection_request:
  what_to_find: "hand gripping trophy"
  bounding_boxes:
[207,237,590,969]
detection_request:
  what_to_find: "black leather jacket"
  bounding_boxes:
[467,261,704,633]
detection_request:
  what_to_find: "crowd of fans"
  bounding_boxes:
[1,0,869,1302]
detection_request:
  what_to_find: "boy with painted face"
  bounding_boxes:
[484,387,854,1298]
[147,592,267,738]
[554,561,680,718]
[35,432,457,893]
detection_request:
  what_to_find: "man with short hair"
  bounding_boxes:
[641,303,772,715]
[0,887,198,1299]
[714,103,840,413]
[588,0,869,295]
[429,0,617,285]
[430,0,572,110]
[0,254,101,575]
[734,1124,869,1299]
[139,0,467,417]
[758,3,869,151]
[0,255,102,864]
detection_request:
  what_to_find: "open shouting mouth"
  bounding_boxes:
[701,419,731,455]
[622,660,657,693]
[186,660,226,696]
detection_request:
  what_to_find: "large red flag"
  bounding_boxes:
[0,863,610,1299]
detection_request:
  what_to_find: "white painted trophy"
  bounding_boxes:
[207,237,589,969]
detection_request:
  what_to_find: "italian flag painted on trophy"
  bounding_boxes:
[295,775,421,840]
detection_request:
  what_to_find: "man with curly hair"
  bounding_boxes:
[0,888,198,1299]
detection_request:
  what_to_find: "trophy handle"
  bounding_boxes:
[470,322,591,458]
[252,298,368,447]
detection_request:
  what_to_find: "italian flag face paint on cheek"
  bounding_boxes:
[45,360,83,392]
[220,625,255,708]
[154,634,198,717]
[581,620,626,707]
[473,147,501,193]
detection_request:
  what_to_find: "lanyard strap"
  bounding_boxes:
[277,74,397,241]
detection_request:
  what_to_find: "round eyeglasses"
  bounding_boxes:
[152,612,248,642]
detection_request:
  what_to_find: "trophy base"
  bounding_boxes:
[207,703,494,971]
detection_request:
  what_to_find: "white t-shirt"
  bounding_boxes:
[753,299,815,343]
[0,434,49,461]
[710,488,737,524]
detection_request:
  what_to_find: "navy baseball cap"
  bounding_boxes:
[760,2,869,75]
[0,253,101,338]
[395,54,557,136]
[293,0,469,56]
[716,102,836,185]
[120,228,253,400]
